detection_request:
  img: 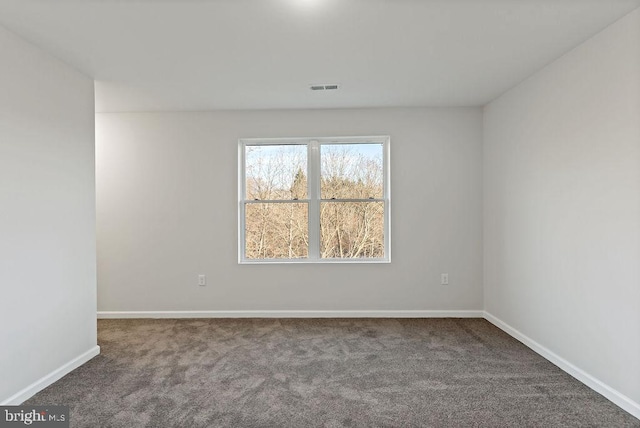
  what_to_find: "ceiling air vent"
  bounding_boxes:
[310,84,340,91]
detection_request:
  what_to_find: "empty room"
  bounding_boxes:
[1,0,639,426]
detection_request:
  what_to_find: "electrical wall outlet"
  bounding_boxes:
[198,274,206,286]
[441,273,449,285]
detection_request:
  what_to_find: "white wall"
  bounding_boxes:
[96,108,483,313]
[484,8,640,409]
[0,26,97,402]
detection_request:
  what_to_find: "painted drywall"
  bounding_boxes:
[0,25,97,402]
[484,8,640,407]
[96,108,483,312]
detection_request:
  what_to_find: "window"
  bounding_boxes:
[239,136,390,263]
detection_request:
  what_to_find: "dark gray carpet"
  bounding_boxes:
[26,318,639,427]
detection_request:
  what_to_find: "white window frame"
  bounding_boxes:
[238,136,391,264]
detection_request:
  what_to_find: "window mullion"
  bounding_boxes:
[307,141,320,259]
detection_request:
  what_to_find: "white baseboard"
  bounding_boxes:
[1,345,100,405]
[484,311,640,420]
[98,310,484,319]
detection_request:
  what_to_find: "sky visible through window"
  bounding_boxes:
[245,142,383,200]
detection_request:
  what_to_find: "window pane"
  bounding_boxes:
[321,143,383,199]
[320,201,384,258]
[245,203,308,259]
[245,144,307,200]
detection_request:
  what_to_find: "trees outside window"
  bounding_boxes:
[239,137,390,263]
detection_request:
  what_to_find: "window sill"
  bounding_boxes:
[239,258,391,265]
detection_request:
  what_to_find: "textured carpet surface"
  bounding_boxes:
[26,318,639,427]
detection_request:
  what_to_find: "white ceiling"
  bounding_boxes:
[0,0,638,112]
